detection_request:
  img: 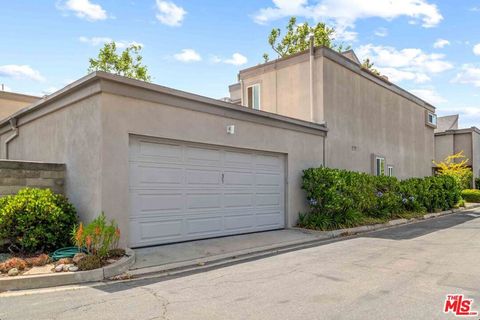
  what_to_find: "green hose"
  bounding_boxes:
[50,247,87,261]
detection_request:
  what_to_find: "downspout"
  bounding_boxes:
[309,34,315,122]
[4,118,18,160]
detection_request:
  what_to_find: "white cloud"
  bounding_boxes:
[452,64,480,87]
[374,27,388,37]
[356,44,453,83]
[410,88,447,105]
[173,49,201,62]
[212,53,248,66]
[79,36,143,48]
[155,0,186,26]
[433,39,450,49]
[0,65,45,82]
[473,44,480,56]
[58,0,108,21]
[253,0,442,41]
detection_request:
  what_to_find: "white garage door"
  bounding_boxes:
[128,136,286,247]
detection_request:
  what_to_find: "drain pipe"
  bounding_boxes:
[309,34,315,122]
[4,118,18,159]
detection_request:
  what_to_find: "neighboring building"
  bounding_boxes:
[229,46,437,179]
[0,72,327,247]
[0,90,39,120]
[434,115,480,185]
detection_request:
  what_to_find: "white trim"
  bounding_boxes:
[427,112,437,126]
[375,156,385,176]
[387,165,394,177]
[246,83,261,110]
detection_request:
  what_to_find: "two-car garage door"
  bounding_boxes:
[128,136,286,247]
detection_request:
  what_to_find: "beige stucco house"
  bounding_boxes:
[435,115,480,185]
[0,90,39,120]
[229,46,437,179]
[0,72,327,247]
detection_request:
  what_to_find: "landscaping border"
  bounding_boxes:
[0,249,135,291]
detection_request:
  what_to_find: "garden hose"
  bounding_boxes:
[50,247,87,261]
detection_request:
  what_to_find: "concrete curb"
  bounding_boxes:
[0,248,135,291]
[128,204,480,279]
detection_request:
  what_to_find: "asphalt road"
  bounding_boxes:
[2,210,480,320]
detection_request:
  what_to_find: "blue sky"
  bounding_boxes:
[1,0,480,127]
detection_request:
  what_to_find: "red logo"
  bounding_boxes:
[444,294,478,317]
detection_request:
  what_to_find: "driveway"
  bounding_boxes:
[2,210,480,320]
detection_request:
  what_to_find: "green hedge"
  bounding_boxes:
[299,167,461,230]
[0,188,77,253]
[461,189,480,203]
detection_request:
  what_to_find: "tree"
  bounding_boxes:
[88,42,151,82]
[263,17,349,62]
[433,151,473,189]
[361,58,380,76]
[263,17,381,76]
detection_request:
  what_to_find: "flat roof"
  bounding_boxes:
[0,71,328,135]
[238,46,436,112]
[0,91,40,103]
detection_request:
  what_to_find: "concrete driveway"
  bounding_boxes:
[2,210,480,320]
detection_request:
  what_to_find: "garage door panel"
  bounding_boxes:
[223,193,254,208]
[185,147,221,166]
[186,192,222,210]
[129,136,285,247]
[135,141,182,163]
[223,171,254,186]
[130,164,183,186]
[186,169,221,185]
[130,191,184,216]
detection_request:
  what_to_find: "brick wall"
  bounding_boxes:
[0,160,65,195]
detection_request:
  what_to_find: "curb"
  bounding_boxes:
[0,248,135,291]
[127,205,480,279]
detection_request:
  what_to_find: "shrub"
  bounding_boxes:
[476,178,480,190]
[72,212,121,258]
[433,151,472,190]
[0,188,78,253]
[461,189,480,203]
[77,254,103,271]
[300,167,461,230]
[0,257,27,272]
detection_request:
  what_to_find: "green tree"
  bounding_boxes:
[88,42,151,82]
[263,17,349,62]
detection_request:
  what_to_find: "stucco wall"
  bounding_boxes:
[239,51,434,179]
[0,97,35,121]
[99,90,325,245]
[0,74,326,246]
[0,94,103,223]
[322,58,435,179]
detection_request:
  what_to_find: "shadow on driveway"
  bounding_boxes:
[363,211,480,240]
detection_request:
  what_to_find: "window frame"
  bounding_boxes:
[246,84,261,110]
[427,111,437,126]
[387,165,394,177]
[375,156,386,176]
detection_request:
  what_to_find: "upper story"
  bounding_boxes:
[228,46,438,179]
[0,90,39,121]
[229,46,437,129]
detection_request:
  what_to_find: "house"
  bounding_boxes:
[229,46,437,179]
[0,90,39,120]
[434,114,480,185]
[0,72,327,247]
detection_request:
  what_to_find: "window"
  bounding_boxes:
[387,165,394,177]
[427,112,437,126]
[375,156,385,176]
[247,84,261,110]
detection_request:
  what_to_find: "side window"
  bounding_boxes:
[247,84,261,110]
[387,165,394,177]
[426,111,437,127]
[375,156,385,176]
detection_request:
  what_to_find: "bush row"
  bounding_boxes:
[299,167,461,230]
[461,189,480,203]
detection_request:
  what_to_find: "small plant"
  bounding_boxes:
[25,254,50,267]
[77,255,103,271]
[0,257,27,272]
[0,188,78,253]
[71,212,121,258]
[107,248,126,258]
[461,189,480,203]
